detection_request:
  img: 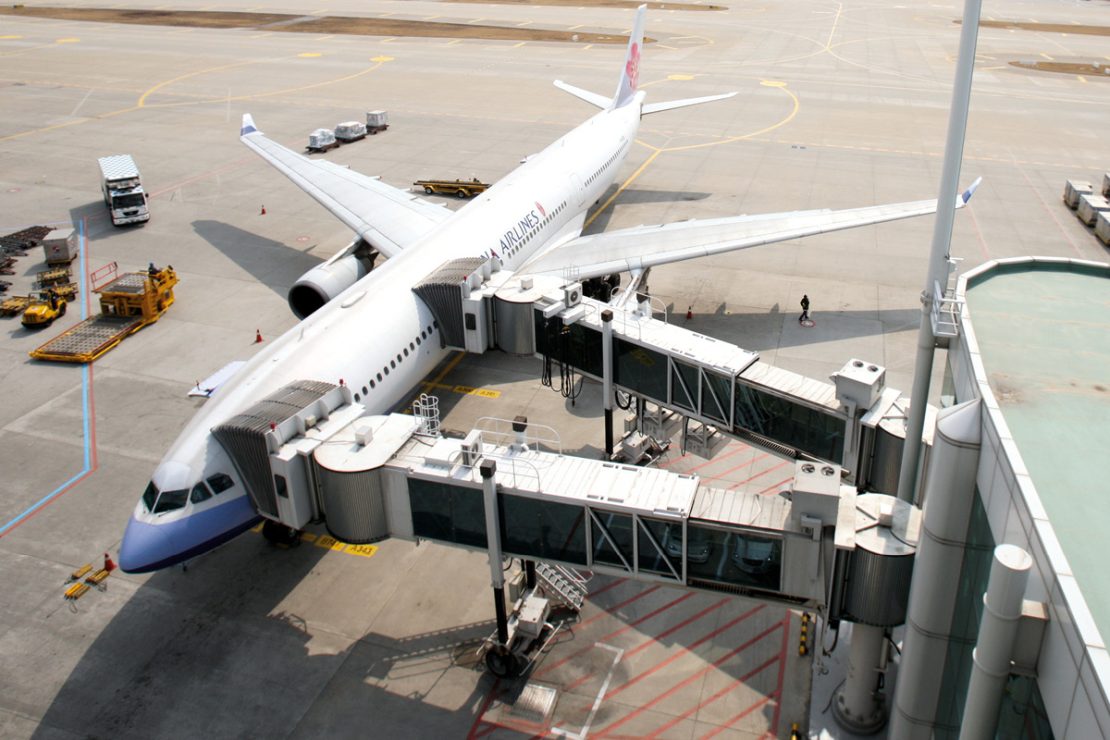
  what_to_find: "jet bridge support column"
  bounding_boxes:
[480,459,509,648]
[602,309,614,456]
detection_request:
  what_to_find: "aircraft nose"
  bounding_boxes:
[118,515,176,573]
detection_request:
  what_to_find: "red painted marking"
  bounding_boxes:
[146,155,254,199]
[757,475,794,495]
[623,596,731,660]
[604,604,766,700]
[577,584,661,630]
[646,654,781,739]
[671,444,751,475]
[700,450,770,484]
[596,619,784,737]
[699,694,775,740]
[588,576,629,599]
[538,591,695,677]
[466,678,501,740]
[727,459,792,490]
[769,614,792,735]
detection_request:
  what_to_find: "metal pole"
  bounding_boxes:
[602,309,614,457]
[480,459,509,645]
[896,0,982,503]
[958,545,1032,740]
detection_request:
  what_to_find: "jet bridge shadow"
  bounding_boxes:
[30,532,500,739]
[663,302,924,354]
[192,219,325,299]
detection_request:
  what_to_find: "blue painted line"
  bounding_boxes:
[0,219,95,537]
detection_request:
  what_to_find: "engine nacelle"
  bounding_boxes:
[288,241,376,318]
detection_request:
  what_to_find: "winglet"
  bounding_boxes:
[612,5,647,109]
[959,176,982,207]
[240,113,259,137]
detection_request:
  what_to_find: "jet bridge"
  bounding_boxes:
[416,267,924,490]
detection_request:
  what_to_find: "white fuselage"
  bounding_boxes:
[122,97,644,570]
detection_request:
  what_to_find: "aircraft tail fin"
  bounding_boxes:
[612,4,646,108]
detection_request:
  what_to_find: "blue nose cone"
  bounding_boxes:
[118,515,177,573]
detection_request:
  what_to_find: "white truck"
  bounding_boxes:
[98,155,150,226]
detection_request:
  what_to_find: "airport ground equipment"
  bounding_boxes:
[365,110,388,134]
[334,121,367,143]
[35,266,71,288]
[0,256,14,275]
[0,294,36,316]
[41,227,78,266]
[1096,211,1110,245]
[306,128,338,153]
[20,289,66,328]
[1076,193,1110,226]
[414,178,489,198]
[1,224,50,256]
[1063,179,1093,209]
[29,264,177,362]
[97,154,150,226]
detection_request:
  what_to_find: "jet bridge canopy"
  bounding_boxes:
[213,379,341,518]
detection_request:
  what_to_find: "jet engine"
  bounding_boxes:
[288,239,378,318]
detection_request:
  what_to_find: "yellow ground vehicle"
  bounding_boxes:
[414,178,489,198]
[21,290,66,329]
[30,264,177,363]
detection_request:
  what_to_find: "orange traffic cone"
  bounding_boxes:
[255,329,264,344]
[685,306,693,320]
[103,552,117,572]
[260,205,267,215]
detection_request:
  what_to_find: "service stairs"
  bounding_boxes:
[536,562,589,611]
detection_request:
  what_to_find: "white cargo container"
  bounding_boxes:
[98,155,150,226]
[1076,193,1110,225]
[1063,180,1092,209]
[366,110,388,133]
[334,121,367,142]
[41,227,78,266]
[1095,211,1110,246]
[307,128,338,152]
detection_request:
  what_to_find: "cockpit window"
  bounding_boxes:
[152,488,188,514]
[142,481,159,511]
[207,473,234,494]
[190,483,213,504]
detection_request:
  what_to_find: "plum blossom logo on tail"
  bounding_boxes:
[536,201,546,218]
[626,43,640,91]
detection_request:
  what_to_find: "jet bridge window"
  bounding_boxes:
[409,478,487,548]
[499,494,587,565]
[614,339,667,402]
[684,525,782,593]
[733,383,844,462]
[591,510,634,570]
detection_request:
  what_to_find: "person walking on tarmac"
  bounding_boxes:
[799,294,810,323]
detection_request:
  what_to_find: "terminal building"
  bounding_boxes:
[889,257,1109,739]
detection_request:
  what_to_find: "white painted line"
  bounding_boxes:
[552,643,623,740]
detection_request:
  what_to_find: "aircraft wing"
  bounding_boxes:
[240,115,450,258]
[518,180,981,280]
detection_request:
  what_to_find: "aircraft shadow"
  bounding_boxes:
[30,533,497,739]
[192,219,324,297]
[584,186,711,233]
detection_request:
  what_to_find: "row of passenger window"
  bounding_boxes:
[352,321,439,403]
[585,142,626,187]
[502,201,568,261]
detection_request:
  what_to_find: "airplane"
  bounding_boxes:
[118,5,979,573]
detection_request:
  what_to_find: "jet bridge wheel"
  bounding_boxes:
[262,519,300,547]
[484,648,523,678]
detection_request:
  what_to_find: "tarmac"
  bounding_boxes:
[1,0,1108,738]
